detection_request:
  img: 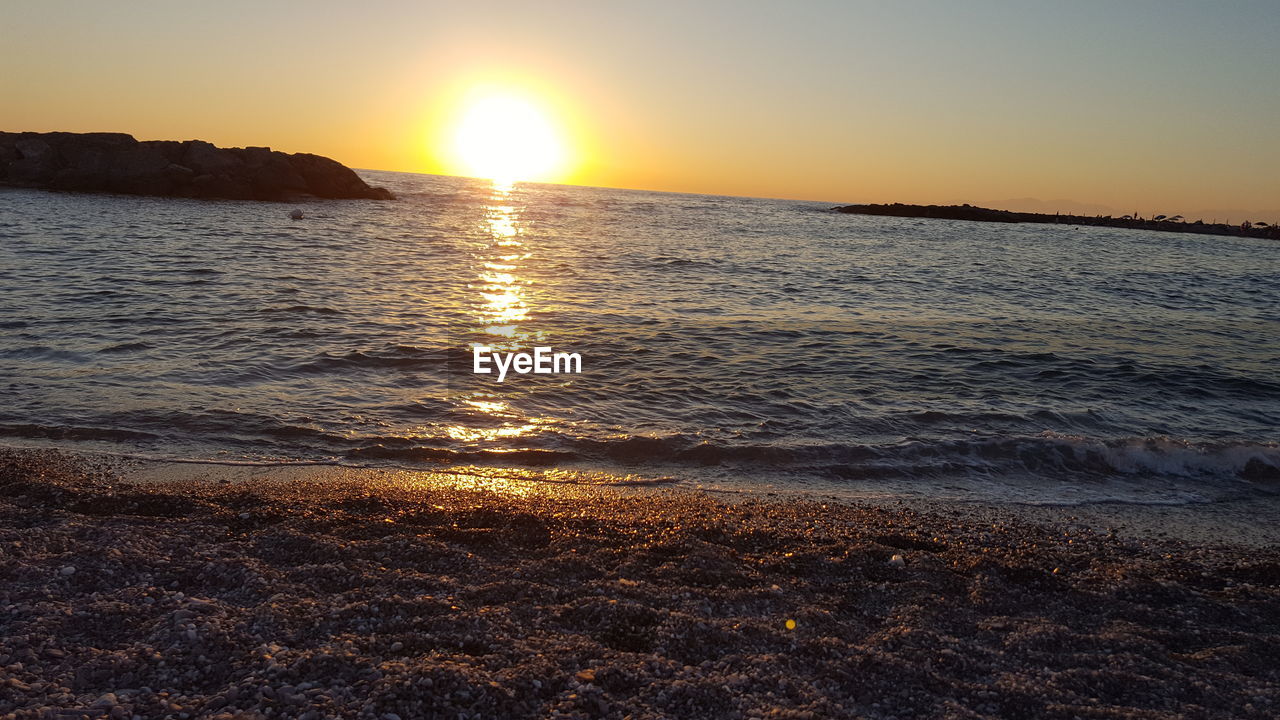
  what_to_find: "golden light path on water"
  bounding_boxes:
[427,181,676,492]
[477,181,534,346]
[450,180,542,444]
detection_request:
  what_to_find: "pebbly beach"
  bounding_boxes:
[2,448,1278,719]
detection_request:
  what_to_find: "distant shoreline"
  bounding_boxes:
[834,202,1280,240]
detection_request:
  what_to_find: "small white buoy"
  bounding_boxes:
[289,209,304,220]
[888,554,905,569]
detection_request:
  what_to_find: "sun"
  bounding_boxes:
[448,90,568,184]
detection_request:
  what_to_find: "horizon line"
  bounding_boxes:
[354,167,1280,225]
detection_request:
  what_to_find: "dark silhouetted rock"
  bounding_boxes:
[183,140,242,176]
[288,153,389,199]
[0,131,394,201]
[832,202,1280,241]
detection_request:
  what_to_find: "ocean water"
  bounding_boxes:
[2,171,1277,504]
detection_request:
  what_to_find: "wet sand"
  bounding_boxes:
[2,449,1278,719]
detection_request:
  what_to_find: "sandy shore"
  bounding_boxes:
[2,449,1278,719]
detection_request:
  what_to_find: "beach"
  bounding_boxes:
[7,2,1280,718]
[3,448,1278,719]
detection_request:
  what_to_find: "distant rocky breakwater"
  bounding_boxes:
[0,131,393,201]
[835,202,1280,240]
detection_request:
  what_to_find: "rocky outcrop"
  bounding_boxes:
[833,202,1280,240]
[0,131,393,201]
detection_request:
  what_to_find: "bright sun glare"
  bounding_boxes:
[450,91,567,184]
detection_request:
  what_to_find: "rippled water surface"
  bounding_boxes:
[2,172,1277,503]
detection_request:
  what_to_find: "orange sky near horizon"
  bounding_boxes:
[3,1,1278,221]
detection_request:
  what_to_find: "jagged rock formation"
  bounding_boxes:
[0,132,393,201]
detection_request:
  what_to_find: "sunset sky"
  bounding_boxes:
[4,1,1278,219]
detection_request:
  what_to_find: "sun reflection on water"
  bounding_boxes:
[472,183,540,347]
[464,399,507,414]
[443,423,538,442]
[378,466,662,500]
[449,180,546,444]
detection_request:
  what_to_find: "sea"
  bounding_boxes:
[2,171,1277,505]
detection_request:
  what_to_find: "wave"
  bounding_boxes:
[0,345,89,362]
[97,341,155,354]
[955,353,1280,398]
[267,346,460,378]
[2,409,1274,486]
[205,346,461,384]
[338,432,1280,485]
[647,256,722,269]
[285,349,447,374]
[0,423,161,443]
[347,445,578,466]
[0,442,681,489]
[258,305,343,315]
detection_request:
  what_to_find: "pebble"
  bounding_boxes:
[2,447,1274,720]
[59,566,76,576]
